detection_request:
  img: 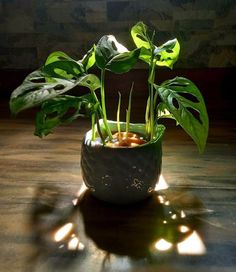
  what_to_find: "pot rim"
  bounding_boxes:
[84,120,165,149]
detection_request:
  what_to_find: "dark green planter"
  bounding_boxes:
[81,121,165,204]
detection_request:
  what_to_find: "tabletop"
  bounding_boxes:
[0,103,235,272]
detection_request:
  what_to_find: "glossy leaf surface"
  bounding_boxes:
[10,70,100,115]
[156,77,209,153]
[10,70,76,114]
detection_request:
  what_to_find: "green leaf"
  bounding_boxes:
[9,69,77,115]
[156,102,175,120]
[131,21,151,49]
[35,94,94,137]
[95,35,129,70]
[155,38,180,69]
[81,46,96,71]
[156,77,209,153]
[10,67,101,115]
[45,51,74,65]
[43,60,84,80]
[43,51,84,80]
[77,74,101,92]
[106,48,140,73]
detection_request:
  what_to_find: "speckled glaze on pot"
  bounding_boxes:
[81,121,165,204]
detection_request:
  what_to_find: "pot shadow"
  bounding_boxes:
[78,189,205,259]
[26,185,86,271]
[27,184,207,271]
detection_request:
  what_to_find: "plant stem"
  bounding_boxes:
[91,113,96,141]
[126,82,134,137]
[96,115,105,145]
[117,92,121,141]
[145,96,150,139]
[100,69,113,140]
[150,60,156,139]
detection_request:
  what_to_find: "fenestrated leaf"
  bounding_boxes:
[131,21,151,50]
[35,94,95,137]
[106,48,140,73]
[139,38,180,69]
[95,35,129,70]
[155,77,209,153]
[155,38,180,69]
[9,69,77,115]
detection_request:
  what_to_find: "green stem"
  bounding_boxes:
[148,54,156,140]
[100,69,112,140]
[91,113,96,141]
[117,92,121,140]
[96,115,105,145]
[126,82,134,137]
[145,96,150,140]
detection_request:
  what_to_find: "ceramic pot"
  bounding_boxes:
[81,121,165,204]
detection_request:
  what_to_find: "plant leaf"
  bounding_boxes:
[156,77,209,153]
[156,102,175,120]
[76,74,101,91]
[155,38,180,69]
[35,94,94,137]
[131,21,151,49]
[95,35,128,70]
[106,48,140,73]
[43,60,84,80]
[9,69,77,115]
[45,51,74,65]
[81,46,96,71]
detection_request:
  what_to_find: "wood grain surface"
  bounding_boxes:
[0,100,235,272]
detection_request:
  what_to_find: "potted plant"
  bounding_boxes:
[9,22,208,204]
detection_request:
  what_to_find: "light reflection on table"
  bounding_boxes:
[27,176,209,271]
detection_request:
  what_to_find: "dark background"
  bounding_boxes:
[0,0,235,122]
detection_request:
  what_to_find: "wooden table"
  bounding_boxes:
[0,102,235,272]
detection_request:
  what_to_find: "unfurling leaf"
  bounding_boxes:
[155,77,209,153]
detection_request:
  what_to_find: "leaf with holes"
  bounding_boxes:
[131,21,151,50]
[35,94,94,137]
[156,77,209,153]
[9,69,77,115]
[155,38,180,69]
[138,38,180,69]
